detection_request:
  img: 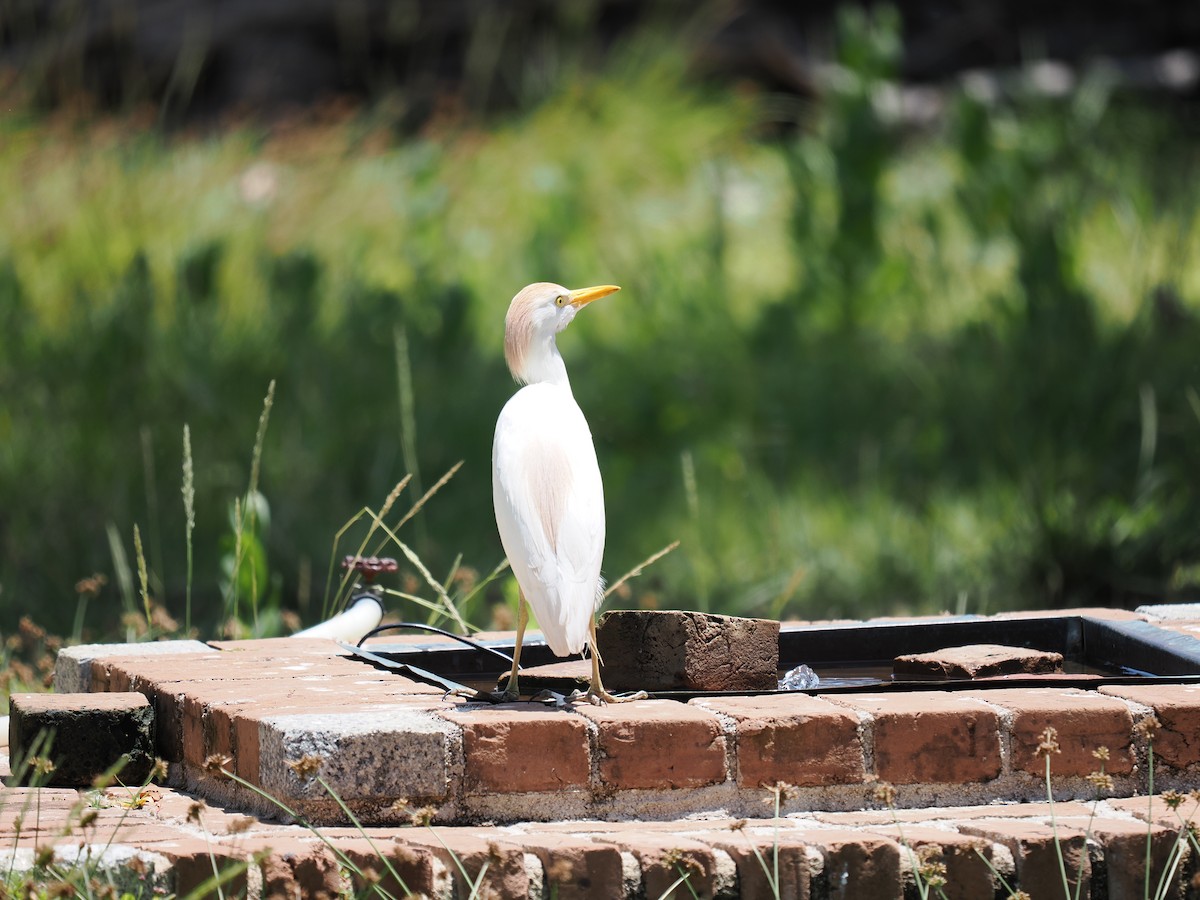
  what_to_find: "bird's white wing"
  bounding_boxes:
[492,383,605,656]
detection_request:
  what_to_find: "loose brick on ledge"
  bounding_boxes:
[1099,684,1200,769]
[829,693,1001,785]
[691,694,865,787]
[893,644,1063,679]
[596,609,779,692]
[9,692,155,787]
[440,704,591,794]
[967,688,1134,776]
[958,820,1088,900]
[574,699,726,791]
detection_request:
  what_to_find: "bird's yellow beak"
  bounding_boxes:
[568,284,620,307]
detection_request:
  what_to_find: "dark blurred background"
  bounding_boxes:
[4,1,1200,124]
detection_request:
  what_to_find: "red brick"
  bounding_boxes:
[866,825,999,900]
[830,693,1001,784]
[594,831,721,900]
[702,831,811,900]
[440,705,590,794]
[969,688,1134,776]
[398,830,529,897]
[493,833,626,900]
[692,694,865,787]
[178,682,264,767]
[958,820,1088,900]
[801,829,902,898]
[338,837,446,898]
[597,609,779,691]
[1099,684,1200,769]
[1057,815,1178,900]
[1108,794,1200,829]
[574,700,726,790]
[206,637,354,656]
[159,837,250,897]
[89,659,112,692]
[9,692,156,788]
[893,644,1063,678]
[250,839,342,899]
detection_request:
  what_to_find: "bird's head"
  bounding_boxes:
[504,282,620,385]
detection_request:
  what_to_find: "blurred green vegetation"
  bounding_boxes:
[3,9,1200,640]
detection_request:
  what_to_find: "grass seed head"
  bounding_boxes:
[1135,715,1162,743]
[1035,726,1060,757]
[203,753,233,777]
[151,757,169,782]
[227,815,255,834]
[872,782,897,806]
[285,754,323,782]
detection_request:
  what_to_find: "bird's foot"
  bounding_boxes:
[567,687,649,706]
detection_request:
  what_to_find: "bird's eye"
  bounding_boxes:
[555,295,566,307]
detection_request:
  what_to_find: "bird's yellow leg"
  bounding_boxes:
[503,596,529,700]
[585,618,646,705]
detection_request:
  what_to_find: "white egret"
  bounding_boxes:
[492,281,635,704]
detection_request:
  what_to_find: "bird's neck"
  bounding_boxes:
[520,335,572,390]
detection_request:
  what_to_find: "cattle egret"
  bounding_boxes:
[492,281,637,704]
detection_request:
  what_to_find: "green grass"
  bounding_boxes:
[2,9,1200,638]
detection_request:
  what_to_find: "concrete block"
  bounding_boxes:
[256,707,455,803]
[9,692,155,787]
[54,640,213,692]
[596,610,779,692]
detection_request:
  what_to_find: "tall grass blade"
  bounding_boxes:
[394,325,426,548]
[182,423,195,634]
[106,522,136,625]
[322,476,411,619]
[604,541,680,599]
[140,425,164,596]
[133,523,152,632]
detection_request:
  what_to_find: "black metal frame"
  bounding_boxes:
[341,614,1200,700]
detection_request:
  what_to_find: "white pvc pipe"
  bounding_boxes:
[294,595,384,643]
